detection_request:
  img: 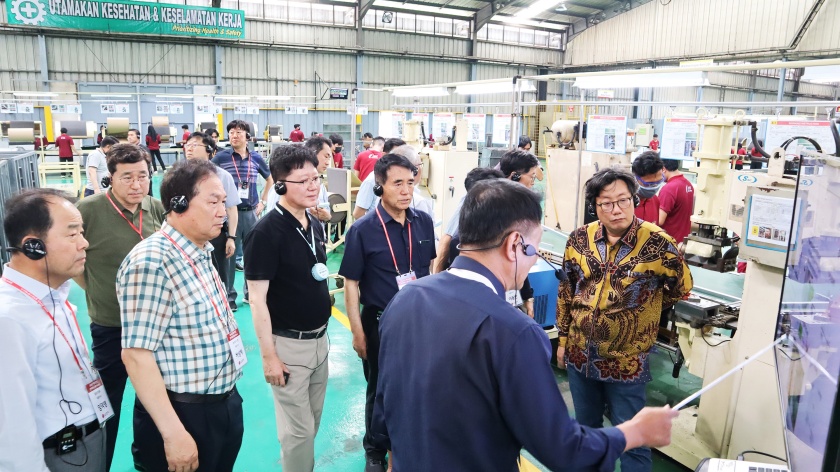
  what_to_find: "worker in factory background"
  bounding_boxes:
[330,133,345,168]
[371,179,679,471]
[557,167,693,472]
[55,127,81,177]
[630,151,665,224]
[658,158,694,245]
[353,136,385,181]
[648,134,660,151]
[290,124,305,142]
[339,153,436,472]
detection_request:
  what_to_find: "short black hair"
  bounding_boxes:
[631,151,664,177]
[518,135,532,148]
[3,188,71,249]
[373,153,416,186]
[662,159,680,172]
[294,124,300,129]
[206,128,219,137]
[499,149,539,177]
[181,125,189,130]
[100,136,119,148]
[128,128,140,137]
[188,132,217,156]
[304,136,332,155]
[362,132,374,139]
[459,179,541,247]
[160,159,218,212]
[584,167,639,207]
[226,120,250,133]
[383,138,406,154]
[107,143,151,175]
[329,134,343,146]
[653,134,659,138]
[373,136,386,146]
[269,144,319,182]
[464,167,505,192]
[60,127,68,134]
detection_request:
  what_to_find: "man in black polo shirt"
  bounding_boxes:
[339,153,436,472]
[244,145,331,472]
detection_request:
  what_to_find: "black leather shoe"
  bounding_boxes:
[230,300,238,312]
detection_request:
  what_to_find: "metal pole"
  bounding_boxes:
[136,84,142,136]
[349,89,357,169]
[573,89,585,229]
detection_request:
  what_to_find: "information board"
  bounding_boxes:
[746,194,796,251]
[329,88,349,99]
[766,120,837,155]
[492,114,511,144]
[464,113,486,143]
[378,111,406,138]
[586,115,627,154]
[433,113,455,140]
[660,117,699,160]
[410,113,430,136]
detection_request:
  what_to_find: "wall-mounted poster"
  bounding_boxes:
[464,114,486,143]
[586,115,627,154]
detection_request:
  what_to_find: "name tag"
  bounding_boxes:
[227,329,248,370]
[396,271,417,290]
[238,187,250,199]
[505,289,522,307]
[85,376,115,424]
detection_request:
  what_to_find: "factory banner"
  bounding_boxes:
[7,0,245,40]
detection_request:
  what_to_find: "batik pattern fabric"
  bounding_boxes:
[557,218,693,384]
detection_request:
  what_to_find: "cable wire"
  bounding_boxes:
[738,450,787,463]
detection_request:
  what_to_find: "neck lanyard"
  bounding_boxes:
[1,277,89,375]
[447,268,498,295]
[296,215,322,263]
[161,232,232,331]
[231,151,252,184]
[375,207,412,275]
[106,192,143,239]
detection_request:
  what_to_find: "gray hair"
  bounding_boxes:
[390,144,419,166]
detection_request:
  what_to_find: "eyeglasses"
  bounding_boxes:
[118,175,150,185]
[595,197,633,212]
[281,176,322,187]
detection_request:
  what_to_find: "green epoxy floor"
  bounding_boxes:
[61,173,693,471]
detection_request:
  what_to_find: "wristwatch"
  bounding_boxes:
[259,199,267,206]
[227,235,236,240]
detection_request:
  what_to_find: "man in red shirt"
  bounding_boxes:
[289,124,305,142]
[55,127,80,176]
[648,134,660,151]
[659,159,694,244]
[631,151,664,224]
[329,133,344,168]
[353,136,384,181]
[178,124,190,146]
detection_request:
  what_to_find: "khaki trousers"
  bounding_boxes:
[272,330,329,472]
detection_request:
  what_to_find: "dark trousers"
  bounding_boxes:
[90,323,130,471]
[149,149,166,172]
[210,233,229,296]
[60,156,73,177]
[229,209,256,303]
[132,389,244,472]
[84,188,96,197]
[361,305,385,460]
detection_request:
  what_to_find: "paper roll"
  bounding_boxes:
[106,117,130,140]
[8,127,35,144]
[151,116,171,141]
[10,120,35,129]
[57,120,92,138]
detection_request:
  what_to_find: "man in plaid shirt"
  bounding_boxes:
[118,159,247,472]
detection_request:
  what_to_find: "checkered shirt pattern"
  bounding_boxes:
[118,222,242,394]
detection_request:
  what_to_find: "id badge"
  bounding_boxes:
[238,186,249,199]
[395,271,417,290]
[505,289,522,307]
[85,376,115,424]
[227,329,248,370]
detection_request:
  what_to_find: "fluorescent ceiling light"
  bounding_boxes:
[13,91,58,97]
[255,95,291,101]
[573,71,710,89]
[92,94,132,98]
[495,15,566,31]
[156,95,193,99]
[392,87,449,97]
[373,0,474,17]
[801,65,840,83]
[215,95,291,101]
[456,81,536,95]
[515,0,560,19]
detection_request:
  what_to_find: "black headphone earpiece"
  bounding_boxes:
[5,238,48,260]
[633,194,640,207]
[373,183,384,197]
[274,181,287,196]
[586,200,596,216]
[205,144,214,155]
[411,166,418,177]
[510,172,522,182]
[169,195,189,214]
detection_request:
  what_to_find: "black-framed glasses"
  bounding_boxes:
[595,198,633,212]
[281,176,322,187]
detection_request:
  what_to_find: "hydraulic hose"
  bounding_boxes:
[831,117,840,157]
[749,121,771,159]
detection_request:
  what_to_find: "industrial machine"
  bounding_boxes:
[264,124,283,141]
[1,121,44,147]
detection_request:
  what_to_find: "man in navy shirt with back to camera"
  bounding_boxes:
[371,179,678,471]
[339,153,436,472]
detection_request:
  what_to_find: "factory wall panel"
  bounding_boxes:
[795,0,840,54]
[474,42,562,67]
[797,81,838,99]
[245,21,355,48]
[364,31,470,59]
[46,38,215,84]
[565,0,818,66]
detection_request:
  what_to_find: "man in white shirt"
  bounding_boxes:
[352,145,434,223]
[0,188,109,472]
[84,136,118,197]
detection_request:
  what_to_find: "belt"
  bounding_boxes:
[42,419,100,449]
[237,205,255,211]
[273,326,327,340]
[167,387,236,404]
